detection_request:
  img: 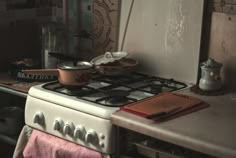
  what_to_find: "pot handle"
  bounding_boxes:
[22,69,59,76]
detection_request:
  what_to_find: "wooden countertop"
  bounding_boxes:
[0,72,44,97]
[111,88,236,158]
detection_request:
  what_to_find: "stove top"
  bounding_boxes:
[27,73,186,119]
[43,73,187,107]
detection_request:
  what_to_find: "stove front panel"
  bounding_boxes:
[25,95,116,154]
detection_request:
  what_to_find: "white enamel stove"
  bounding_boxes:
[25,83,119,155]
[24,73,187,155]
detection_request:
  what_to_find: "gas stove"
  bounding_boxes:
[43,73,187,107]
[24,72,187,155]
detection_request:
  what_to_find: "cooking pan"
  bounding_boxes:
[23,61,93,87]
[93,58,139,76]
[90,52,138,76]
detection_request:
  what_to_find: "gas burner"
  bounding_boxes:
[63,86,83,91]
[141,85,173,94]
[91,90,137,107]
[158,78,184,88]
[106,90,129,98]
[43,82,94,96]
[129,90,154,100]
[58,87,95,97]
[94,90,129,103]
[150,85,163,94]
[104,97,134,107]
[86,81,110,89]
[58,87,85,96]
[42,73,187,106]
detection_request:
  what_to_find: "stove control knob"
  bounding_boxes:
[85,130,98,145]
[73,125,86,140]
[53,119,64,131]
[99,142,105,148]
[63,122,75,136]
[33,112,44,125]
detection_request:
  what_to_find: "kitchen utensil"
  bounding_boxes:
[199,58,223,91]
[93,58,139,76]
[22,61,93,87]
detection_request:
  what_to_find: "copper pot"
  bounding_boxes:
[23,61,93,87]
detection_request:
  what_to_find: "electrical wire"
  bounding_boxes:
[120,0,135,51]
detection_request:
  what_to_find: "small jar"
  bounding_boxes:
[199,58,223,91]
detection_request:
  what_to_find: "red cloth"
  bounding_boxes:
[23,130,102,158]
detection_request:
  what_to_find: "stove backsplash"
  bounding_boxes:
[118,0,205,84]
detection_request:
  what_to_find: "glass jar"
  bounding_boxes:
[41,22,65,68]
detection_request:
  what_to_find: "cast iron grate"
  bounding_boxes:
[42,73,187,107]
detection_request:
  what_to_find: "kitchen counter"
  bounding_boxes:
[111,88,236,158]
[0,72,45,97]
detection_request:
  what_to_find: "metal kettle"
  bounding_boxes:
[199,58,223,91]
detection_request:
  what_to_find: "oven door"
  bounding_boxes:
[13,125,115,158]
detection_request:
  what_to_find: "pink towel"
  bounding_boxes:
[23,130,102,158]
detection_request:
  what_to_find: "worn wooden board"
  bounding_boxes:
[208,12,236,90]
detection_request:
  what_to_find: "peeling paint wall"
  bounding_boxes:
[211,0,236,15]
[0,0,236,88]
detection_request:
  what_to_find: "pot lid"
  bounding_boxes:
[91,52,128,66]
[201,58,222,68]
[57,61,93,70]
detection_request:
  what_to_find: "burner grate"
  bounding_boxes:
[43,73,187,107]
[92,90,138,107]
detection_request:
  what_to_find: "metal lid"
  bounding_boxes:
[57,61,93,70]
[201,58,222,68]
[91,52,128,66]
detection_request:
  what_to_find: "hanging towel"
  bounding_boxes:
[13,125,33,158]
[23,129,102,158]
